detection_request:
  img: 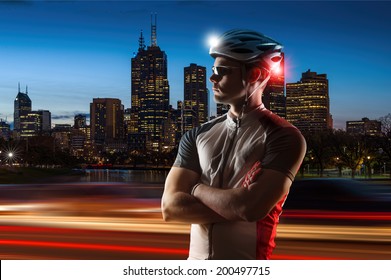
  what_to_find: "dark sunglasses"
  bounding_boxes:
[211,66,240,76]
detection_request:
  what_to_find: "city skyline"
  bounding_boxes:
[1,1,390,130]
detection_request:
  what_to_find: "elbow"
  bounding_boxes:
[161,198,174,222]
[162,210,174,222]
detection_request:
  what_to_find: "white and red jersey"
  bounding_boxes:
[173,104,306,259]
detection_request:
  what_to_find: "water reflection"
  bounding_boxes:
[81,169,169,183]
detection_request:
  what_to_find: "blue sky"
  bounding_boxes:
[0,0,390,129]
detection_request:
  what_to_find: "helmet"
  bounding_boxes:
[209,29,283,71]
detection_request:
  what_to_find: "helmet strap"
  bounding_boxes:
[238,65,270,126]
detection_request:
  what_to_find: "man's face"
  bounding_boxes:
[210,56,246,105]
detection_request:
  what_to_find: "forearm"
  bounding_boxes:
[162,191,226,224]
[192,184,248,221]
[193,169,291,222]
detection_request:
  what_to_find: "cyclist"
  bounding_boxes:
[162,29,306,259]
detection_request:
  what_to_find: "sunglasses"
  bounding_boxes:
[211,66,241,76]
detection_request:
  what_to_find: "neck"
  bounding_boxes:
[229,101,262,118]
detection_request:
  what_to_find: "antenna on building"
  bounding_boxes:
[18,82,21,93]
[26,85,28,95]
[138,29,146,51]
[151,12,157,47]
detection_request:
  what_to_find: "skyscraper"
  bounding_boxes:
[0,119,10,140]
[74,114,87,129]
[21,110,51,137]
[14,84,31,137]
[183,63,208,132]
[286,69,332,132]
[90,98,124,151]
[130,15,170,151]
[216,103,230,117]
[263,53,286,118]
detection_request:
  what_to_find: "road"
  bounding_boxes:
[1,182,391,260]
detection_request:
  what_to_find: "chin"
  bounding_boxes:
[213,93,227,104]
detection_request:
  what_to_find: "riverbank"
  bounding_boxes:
[0,167,85,184]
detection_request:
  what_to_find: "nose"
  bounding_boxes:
[209,73,221,83]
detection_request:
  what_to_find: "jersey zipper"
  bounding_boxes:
[208,116,240,259]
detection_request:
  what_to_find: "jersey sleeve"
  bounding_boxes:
[261,126,306,181]
[173,128,202,174]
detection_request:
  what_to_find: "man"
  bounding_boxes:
[162,29,306,259]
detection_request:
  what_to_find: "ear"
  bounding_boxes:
[247,67,262,83]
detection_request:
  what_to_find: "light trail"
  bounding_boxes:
[282,210,391,221]
[1,214,391,243]
[0,239,189,256]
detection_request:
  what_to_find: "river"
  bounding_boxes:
[80,169,169,184]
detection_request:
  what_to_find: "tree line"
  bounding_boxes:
[1,114,391,177]
[301,113,391,178]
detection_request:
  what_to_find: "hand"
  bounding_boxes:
[242,161,262,188]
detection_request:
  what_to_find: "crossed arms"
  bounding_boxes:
[161,162,293,224]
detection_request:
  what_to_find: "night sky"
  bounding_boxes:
[1,0,390,129]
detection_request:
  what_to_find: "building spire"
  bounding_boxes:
[138,29,146,51]
[26,85,28,95]
[18,82,21,93]
[151,12,157,47]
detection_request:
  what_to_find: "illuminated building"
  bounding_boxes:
[13,84,31,138]
[216,103,230,117]
[20,110,51,137]
[346,118,382,136]
[74,114,87,129]
[72,114,92,159]
[183,63,208,132]
[263,53,286,118]
[90,98,124,153]
[162,106,178,152]
[21,111,39,137]
[130,15,170,151]
[286,69,332,132]
[52,124,72,151]
[0,119,11,140]
[13,85,51,138]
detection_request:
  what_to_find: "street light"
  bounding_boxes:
[8,152,13,165]
[366,156,371,178]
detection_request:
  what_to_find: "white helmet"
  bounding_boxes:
[209,29,283,71]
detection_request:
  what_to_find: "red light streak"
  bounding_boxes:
[0,239,189,255]
[271,254,343,260]
[282,211,391,221]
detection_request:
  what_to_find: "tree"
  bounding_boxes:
[331,130,365,178]
[378,113,391,177]
[303,130,334,177]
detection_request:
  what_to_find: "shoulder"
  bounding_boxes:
[183,114,227,141]
[256,109,306,151]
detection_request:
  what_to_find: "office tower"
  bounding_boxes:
[346,118,382,136]
[90,98,124,151]
[71,125,93,159]
[0,119,11,140]
[130,15,170,151]
[74,114,87,129]
[21,111,40,137]
[20,110,51,138]
[52,124,72,151]
[216,103,230,117]
[123,108,132,136]
[37,110,51,132]
[183,63,208,132]
[263,53,286,118]
[286,69,332,132]
[162,105,178,152]
[14,84,32,136]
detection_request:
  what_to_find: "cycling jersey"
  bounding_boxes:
[173,104,306,259]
